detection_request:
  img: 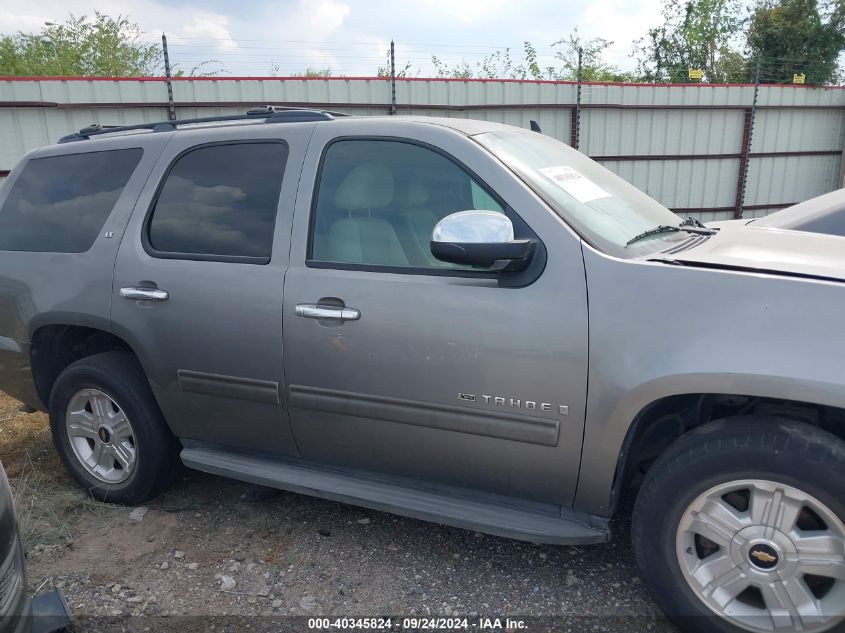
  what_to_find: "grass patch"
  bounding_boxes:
[0,392,122,549]
[0,393,55,478]
[12,453,123,549]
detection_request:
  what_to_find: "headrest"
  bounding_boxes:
[403,180,430,206]
[334,165,394,210]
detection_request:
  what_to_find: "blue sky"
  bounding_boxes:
[0,0,663,76]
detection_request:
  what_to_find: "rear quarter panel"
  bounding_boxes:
[0,135,170,407]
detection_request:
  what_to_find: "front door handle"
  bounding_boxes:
[295,304,360,321]
[120,287,169,302]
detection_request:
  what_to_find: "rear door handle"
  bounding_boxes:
[295,304,360,321]
[120,287,169,302]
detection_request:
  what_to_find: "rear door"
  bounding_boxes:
[111,123,313,456]
[282,120,589,505]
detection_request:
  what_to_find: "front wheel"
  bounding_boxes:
[633,417,845,633]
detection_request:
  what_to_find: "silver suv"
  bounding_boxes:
[0,107,843,633]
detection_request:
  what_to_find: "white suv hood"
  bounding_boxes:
[647,222,845,282]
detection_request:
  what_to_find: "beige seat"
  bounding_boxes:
[326,165,409,266]
[328,216,409,265]
[399,180,443,267]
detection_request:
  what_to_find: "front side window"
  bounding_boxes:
[0,149,142,253]
[147,142,288,261]
[310,139,505,269]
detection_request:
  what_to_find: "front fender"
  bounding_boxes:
[573,245,845,516]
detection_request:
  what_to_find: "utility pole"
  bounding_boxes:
[162,33,176,121]
[390,40,397,116]
[574,47,583,150]
[736,56,762,218]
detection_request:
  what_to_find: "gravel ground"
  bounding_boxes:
[2,393,677,633]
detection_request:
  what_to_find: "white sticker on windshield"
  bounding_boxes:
[538,166,610,203]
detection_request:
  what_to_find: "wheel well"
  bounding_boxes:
[614,393,845,510]
[30,325,139,407]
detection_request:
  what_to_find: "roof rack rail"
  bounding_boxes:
[58,105,342,144]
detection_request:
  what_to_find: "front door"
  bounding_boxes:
[283,123,589,505]
[112,125,312,456]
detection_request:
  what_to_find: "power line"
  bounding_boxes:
[128,33,845,84]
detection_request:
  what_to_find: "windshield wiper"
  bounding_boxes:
[626,217,716,247]
[678,216,716,232]
[626,225,682,246]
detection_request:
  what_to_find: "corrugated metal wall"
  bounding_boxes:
[2,77,844,219]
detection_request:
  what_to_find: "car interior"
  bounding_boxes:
[310,140,504,269]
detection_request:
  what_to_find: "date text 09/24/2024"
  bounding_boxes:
[307,618,528,630]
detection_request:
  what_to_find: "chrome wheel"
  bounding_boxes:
[677,479,845,632]
[65,388,137,484]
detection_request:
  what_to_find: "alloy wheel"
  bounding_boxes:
[677,479,845,632]
[65,388,137,484]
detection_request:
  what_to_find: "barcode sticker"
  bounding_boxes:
[539,166,610,203]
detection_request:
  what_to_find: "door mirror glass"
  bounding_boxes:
[430,210,533,271]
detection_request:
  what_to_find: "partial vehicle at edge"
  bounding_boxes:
[709,187,845,236]
[0,461,71,633]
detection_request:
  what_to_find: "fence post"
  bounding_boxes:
[162,33,176,122]
[390,40,397,116]
[735,56,762,219]
[570,47,583,150]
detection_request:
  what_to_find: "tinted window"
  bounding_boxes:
[148,142,287,260]
[310,140,504,269]
[0,149,142,253]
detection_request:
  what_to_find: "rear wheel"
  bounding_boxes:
[49,351,180,504]
[633,417,845,633]
[64,387,139,484]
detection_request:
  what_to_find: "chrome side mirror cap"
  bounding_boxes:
[430,210,533,271]
[432,210,514,243]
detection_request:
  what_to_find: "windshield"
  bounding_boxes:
[474,131,687,258]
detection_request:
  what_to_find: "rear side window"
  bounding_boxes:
[147,142,288,262]
[0,149,142,253]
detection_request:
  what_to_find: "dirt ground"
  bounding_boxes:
[0,391,676,632]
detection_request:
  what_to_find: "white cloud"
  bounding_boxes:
[0,0,662,76]
[0,7,50,34]
[298,0,350,35]
[578,0,663,68]
[414,0,510,23]
[173,13,238,50]
[239,0,351,74]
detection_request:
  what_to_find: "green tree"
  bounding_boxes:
[419,35,636,82]
[294,67,334,77]
[376,47,415,78]
[550,28,640,81]
[427,44,535,79]
[747,0,845,84]
[0,12,163,76]
[430,55,474,78]
[636,0,747,82]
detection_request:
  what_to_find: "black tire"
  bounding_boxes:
[49,351,181,504]
[633,416,845,633]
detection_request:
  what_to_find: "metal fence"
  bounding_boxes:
[2,75,844,221]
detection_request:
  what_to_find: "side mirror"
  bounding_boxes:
[430,210,534,271]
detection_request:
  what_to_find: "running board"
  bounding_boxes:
[180,446,608,545]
